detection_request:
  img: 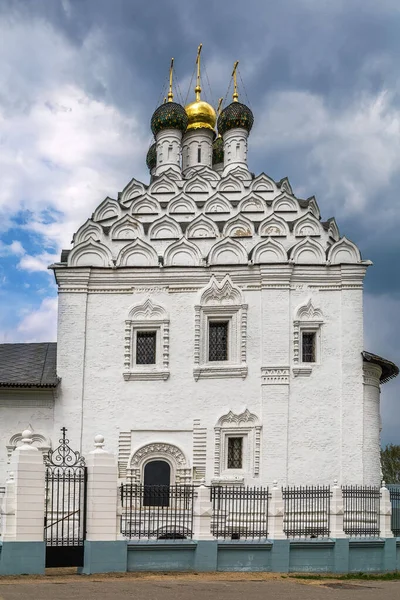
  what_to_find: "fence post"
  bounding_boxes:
[0,430,45,575]
[330,479,347,538]
[193,483,218,572]
[1,472,16,541]
[79,435,127,574]
[380,481,393,538]
[193,483,214,541]
[268,481,285,539]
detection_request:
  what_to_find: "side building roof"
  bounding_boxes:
[362,351,399,384]
[0,343,59,388]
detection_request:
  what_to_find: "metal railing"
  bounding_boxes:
[120,484,195,540]
[342,486,380,537]
[282,486,331,538]
[210,486,269,539]
[389,487,400,537]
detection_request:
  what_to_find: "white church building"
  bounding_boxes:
[0,58,398,490]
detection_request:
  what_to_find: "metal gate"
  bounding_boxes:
[44,427,87,568]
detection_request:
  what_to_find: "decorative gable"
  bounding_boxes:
[110,215,144,240]
[186,214,219,239]
[164,238,202,267]
[293,214,322,237]
[223,214,254,238]
[148,174,178,198]
[208,238,248,265]
[130,195,161,216]
[93,197,120,223]
[259,214,289,237]
[116,238,159,267]
[119,178,147,207]
[272,193,298,213]
[238,193,266,214]
[167,193,196,215]
[252,238,287,264]
[204,193,232,215]
[251,173,276,196]
[327,237,361,264]
[148,215,182,240]
[68,240,113,268]
[73,219,103,245]
[200,275,243,306]
[290,237,325,264]
[183,175,212,197]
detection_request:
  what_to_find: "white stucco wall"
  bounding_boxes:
[53,259,372,487]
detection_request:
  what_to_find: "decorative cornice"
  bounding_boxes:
[261,366,290,384]
[193,365,248,380]
[292,366,313,377]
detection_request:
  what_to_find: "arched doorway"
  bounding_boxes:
[143,460,171,506]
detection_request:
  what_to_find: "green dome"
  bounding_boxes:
[212,136,224,164]
[146,142,157,171]
[217,102,254,136]
[151,102,188,136]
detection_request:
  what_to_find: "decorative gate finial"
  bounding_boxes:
[44,426,85,467]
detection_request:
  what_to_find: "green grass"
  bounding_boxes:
[289,571,400,581]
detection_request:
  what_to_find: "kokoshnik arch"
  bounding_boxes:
[0,47,398,489]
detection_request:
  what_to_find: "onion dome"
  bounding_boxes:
[146,142,157,171]
[212,136,224,164]
[185,99,217,133]
[217,101,254,136]
[150,102,188,136]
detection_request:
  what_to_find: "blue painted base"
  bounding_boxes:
[127,540,196,572]
[78,540,127,575]
[1,538,394,575]
[0,541,45,575]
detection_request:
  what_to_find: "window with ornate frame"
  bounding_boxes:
[293,299,323,377]
[123,298,170,381]
[213,409,261,482]
[194,275,248,380]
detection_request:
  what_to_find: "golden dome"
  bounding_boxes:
[185,99,216,132]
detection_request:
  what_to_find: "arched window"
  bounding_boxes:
[143,460,171,507]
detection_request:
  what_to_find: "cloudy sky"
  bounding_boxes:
[0,0,399,443]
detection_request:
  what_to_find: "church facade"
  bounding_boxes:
[0,58,398,490]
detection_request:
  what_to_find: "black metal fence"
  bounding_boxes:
[282,486,331,538]
[342,486,380,537]
[120,484,195,540]
[210,486,269,539]
[389,487,400,537]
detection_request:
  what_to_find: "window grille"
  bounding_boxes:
[227,437,243,469]
[209,321,228,361]
[136,331,156,365]
[302,332,316,363]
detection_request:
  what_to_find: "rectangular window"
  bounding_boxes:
[227,437,243,469]
[302,332,316,363]
[136,331,156,365]
[197,147,201,163]
[208,321,228,361]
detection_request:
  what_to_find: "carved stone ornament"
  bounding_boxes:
[127,442,191,484]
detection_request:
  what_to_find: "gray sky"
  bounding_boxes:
[0,0,399,444]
